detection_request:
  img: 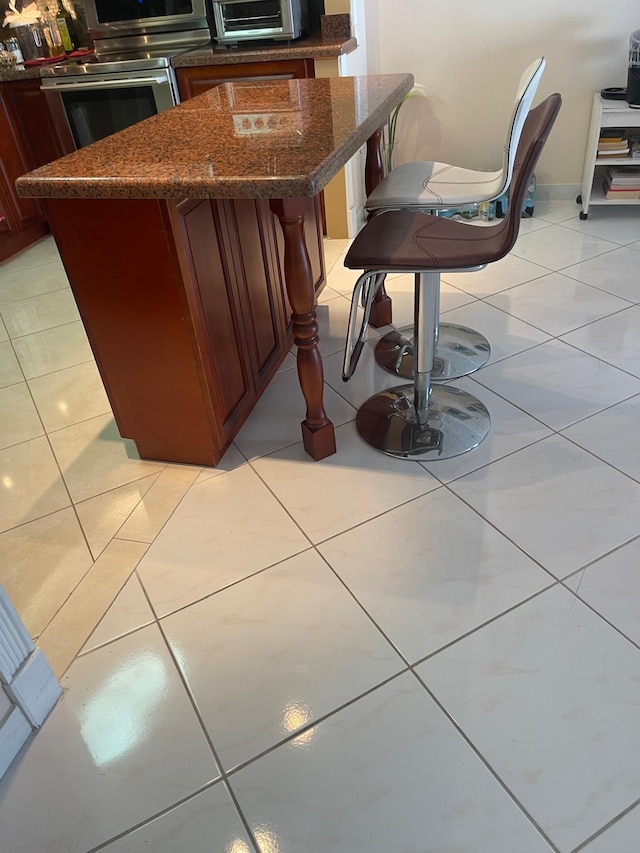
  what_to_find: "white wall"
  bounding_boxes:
[362,0,639,189]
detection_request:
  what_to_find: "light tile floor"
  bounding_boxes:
[2,200,640,852]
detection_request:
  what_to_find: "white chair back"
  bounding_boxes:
[499,56,546,196]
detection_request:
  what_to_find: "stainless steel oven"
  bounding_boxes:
[212,0,308,44]
[41,0,212,150]
[42,60,179,149]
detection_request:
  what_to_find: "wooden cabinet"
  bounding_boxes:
[43,192,323,465]
[0,77,74,262]
[176,58,315,101]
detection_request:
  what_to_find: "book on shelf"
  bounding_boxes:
[603,185,640,199]
[598,131,630,156]
[606,165,640,183]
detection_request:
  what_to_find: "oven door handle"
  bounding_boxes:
[41,76,168,92]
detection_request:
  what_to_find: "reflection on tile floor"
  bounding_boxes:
[3,202,640,852]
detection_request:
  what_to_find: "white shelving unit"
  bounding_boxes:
[578,92,640,218]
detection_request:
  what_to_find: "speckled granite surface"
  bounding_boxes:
[0,65,46,82]
[171,34,356,67]
[17,74,413,201]
[0,33,355,82]
[320,14,351,40]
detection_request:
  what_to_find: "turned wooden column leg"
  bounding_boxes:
[271,197,336,461]
[365,127,393,328]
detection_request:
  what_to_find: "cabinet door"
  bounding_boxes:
[2,78,75,168]
[0,88,43,234]
[225,198,289,385]
[176,59,315,101]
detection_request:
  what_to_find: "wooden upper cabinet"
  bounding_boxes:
[176,58,315,101]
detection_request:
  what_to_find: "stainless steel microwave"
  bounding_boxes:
[84,0,209,39]
[212,0,308,44]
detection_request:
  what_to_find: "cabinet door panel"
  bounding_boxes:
[0,90,42,232]
[228,199,286,378]
[177,59,315,101]
[181,199,253,421]
[3,78,75,168]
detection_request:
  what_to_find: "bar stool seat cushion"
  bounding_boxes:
[365,161,504,209]
[346,208,514,272]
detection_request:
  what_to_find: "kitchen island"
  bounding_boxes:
[17,73,413,465]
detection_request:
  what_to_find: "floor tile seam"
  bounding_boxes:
[83,779,229,853]
[75,614,157,658]
[224,668,411,780]
[0,367,75,453]
[547,241,635,272]
[36,402,115,435]
[440,266,551,299]
[24,354,101,385]
[474,285,637,337]
[21,356,96,382]
[310,478,447,549]
[0,423,46,451]
[408,667,563,853]
[314,546,414,668]
[541,302,640,338]
[558,420,640,486]
[417,430,554,489]
[555,220,640,247]
[461,363,561,426]
[106,466,200,550]
[64,465,168,508]
[0,262,67,283]
[553,333,640,384]
[557,537,640,654]
[3,330,28,384]
[245,456,317,547]
[235,402,357,466]
[144,543,314,622]
[2,312,83,342]
[445,293,558,337]
[570,795,640,853]
[153,616,227,773]
[0,284,72,308]
[439,478,562,582]
[560,270,640,305]
[151,615,264,853]
[407,579,560,669]
[0,501,75,537]
[470,339,640,426]
[8,317,87,344]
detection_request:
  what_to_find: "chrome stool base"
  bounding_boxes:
[355,384,491,460]
[374,323,491,381]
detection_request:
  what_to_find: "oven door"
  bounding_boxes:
[213,0,294,42]
[42,71,177,150]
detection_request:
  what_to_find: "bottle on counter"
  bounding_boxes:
[55,0,78,53]
[39,7,65,57]
[5,37,25,65]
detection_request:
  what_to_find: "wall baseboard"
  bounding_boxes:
[536,183,580,201]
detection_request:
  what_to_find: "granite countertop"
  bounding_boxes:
[17,73,413,201]
[171,34,357,68]
[0,33,356,82]
[0,64,46,82]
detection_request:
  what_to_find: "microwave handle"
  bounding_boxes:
[41,76,167,92]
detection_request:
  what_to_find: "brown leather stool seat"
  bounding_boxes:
[342,94,562,460]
